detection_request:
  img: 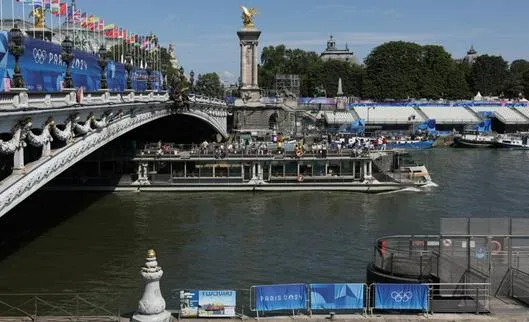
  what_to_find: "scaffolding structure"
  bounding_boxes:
[275,74,300,98]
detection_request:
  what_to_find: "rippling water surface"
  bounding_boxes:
[0,149,528,310]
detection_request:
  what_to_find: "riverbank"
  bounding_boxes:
[0,314,528,322]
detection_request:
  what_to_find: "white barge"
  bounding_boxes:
[57,144,434,193]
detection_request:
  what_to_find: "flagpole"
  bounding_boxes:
[41,2,43,40]
[21,1,25,33]
[32,0,35,37]
[71,0,75,48]
[11,0,14,29]
[57,5,60,40]
[65,0,68,40]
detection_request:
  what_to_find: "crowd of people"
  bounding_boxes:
[141,134,398,159]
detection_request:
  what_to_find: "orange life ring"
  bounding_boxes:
[491,240,502,255]
[296,149,304,157]
[297,175,304,182]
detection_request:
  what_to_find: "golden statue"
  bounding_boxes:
[31,7,46,29]
[240,5,258,27]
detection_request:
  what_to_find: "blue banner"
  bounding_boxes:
[255,284,307,311]
[0,31,162,93]
[374,284,429,310]
[310,283,364,310]
[198,290,236,317]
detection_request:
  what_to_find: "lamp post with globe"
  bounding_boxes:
[98,45,109,91]
[8,24,26,90]
[61,36,75,90]
[146,56,153,91]
[124,49,134,91]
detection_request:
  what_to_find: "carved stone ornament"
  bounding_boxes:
[27,120,54,148]
[0,108,171,218]
[0,119,32,155]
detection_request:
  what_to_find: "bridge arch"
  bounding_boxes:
[0,95,228,219]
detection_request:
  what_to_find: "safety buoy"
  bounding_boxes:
[443,239,452,247]
[296,149,304,158]
[491,240,502,255]
[297,175,304,182]
[162,145,170,153]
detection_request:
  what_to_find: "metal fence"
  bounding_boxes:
[0,293,122,321]
[428,283,490,314]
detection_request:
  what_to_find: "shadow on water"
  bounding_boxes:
[0,113,218,261]
[0,188,109,261]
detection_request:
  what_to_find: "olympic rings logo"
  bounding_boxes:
[391,291,413,302]
[33,48,47,64]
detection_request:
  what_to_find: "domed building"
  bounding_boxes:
[462,45,478,64]
[320,35,357,64]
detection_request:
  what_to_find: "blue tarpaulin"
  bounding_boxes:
[255,284,307,311]
[374,284,429,311]
[310,283,365,310]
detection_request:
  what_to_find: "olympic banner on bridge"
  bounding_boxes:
[374,283,429,310]
[255,284,307,311]
[0,31,162,93]
[310,283,365,310]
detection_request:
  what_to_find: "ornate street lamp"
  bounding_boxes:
[124,49,134,91]
[189,70,195,93]
[161,64,167,91]
[61,36,75,89]
[145,56,153,91]
[98,45,109,90]
[8,24,25,89]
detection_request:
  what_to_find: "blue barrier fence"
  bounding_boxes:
[250,283,434,315]
[175,282,489,317]
[372,283,429,312]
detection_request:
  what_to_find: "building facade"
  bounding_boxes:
[320,35,356,64]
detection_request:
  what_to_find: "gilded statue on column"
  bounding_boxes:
[240,5,257,27]
[31,7,46,29]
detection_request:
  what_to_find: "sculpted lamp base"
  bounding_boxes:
[131,310,172,322]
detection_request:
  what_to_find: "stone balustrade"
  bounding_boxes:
[0,90,171,110]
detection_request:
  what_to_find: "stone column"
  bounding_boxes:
[132,249,173,322]
[240,42,247,88]
[12,146,24,175]
[252,42,258,87]
[237,28,261,102]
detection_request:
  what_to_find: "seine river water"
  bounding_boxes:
[0,148,528,312]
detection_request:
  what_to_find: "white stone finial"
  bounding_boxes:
[132,249,173,322]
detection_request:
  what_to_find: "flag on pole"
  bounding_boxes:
[50,0,60,14]
[55,2,67,15]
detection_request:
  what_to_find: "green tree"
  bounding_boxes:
[259,45,288,91]
[363,41,424,99]
[445,64,471,99]
[504,59,529,98]
[320,60,364,97]
[419,45,454,99]
[471,55,508,97]
[194,73,224,97]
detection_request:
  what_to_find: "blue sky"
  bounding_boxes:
[4,0,529,83]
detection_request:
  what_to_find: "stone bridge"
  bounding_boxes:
[0,91,228,219]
